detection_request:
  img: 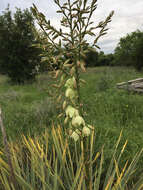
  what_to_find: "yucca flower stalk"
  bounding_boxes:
[31,0,114,140]
[31,1,114,188]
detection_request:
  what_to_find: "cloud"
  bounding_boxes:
[0,0,143,54]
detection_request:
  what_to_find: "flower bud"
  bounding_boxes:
[64,117,68,124]
[63,101,67,110]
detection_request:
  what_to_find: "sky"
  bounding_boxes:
[0,0,143,54]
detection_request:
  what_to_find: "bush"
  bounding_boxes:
[0,7,41,83]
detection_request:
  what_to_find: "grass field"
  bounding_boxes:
[0,66,143,174]
[0,73,58,143]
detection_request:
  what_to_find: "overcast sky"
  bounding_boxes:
[0,0,143,54]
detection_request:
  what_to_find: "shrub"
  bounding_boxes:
[0,7,41,83]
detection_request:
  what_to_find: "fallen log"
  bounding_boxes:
[117,78,143,93]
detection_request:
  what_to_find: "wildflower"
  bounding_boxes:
[72,115,85,127]
[65,105,79,118]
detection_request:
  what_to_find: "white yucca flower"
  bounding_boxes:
[65,105,79,118]
[82,126,91,136]
[72,115,85,127]
[70,129,80,141]
[65,88,76,99]
[65,77,76,88]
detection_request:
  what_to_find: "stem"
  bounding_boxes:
[82,138,91,190]
[68,1,82,110]
[75,59,81,106]
[82,3,96,39]
[76,3,83,110]
[39,25,59,49]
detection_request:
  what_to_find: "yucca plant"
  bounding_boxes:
[31,0,114,140]
[31,0,114,187]
[0,0,143,189]
[0,127,143,190]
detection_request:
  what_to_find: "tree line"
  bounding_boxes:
[0,7,143,84]
[84,30,143,70]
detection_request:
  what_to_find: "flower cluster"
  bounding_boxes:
[64,76,92,141]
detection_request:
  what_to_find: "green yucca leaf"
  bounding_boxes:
[0,128,143,189]
[132,174,143,190]
[11,183,16,190]
[89,131,95,187]
[103,131,123,189]
[0,157,9,170]
[120,149,143,188]
[77,171,84,190]
[15,173,34,190]
[94,149,104,190]
[0,172,12,190]
[53,159,58,190]
[71,157,83,190]
[67,145,75,177]
[113,159,127,189]
[52,127,72,188]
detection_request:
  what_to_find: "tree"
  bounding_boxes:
[84,47,99,67]
[84,49,114,67]
[98,51,110,66]
[113,30,143,70]
[132,34,143,71]
[0,7,41,83]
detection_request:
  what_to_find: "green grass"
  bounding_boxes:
[81,67,143,174]
[0,73,58,144]
[0,66,143,176]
